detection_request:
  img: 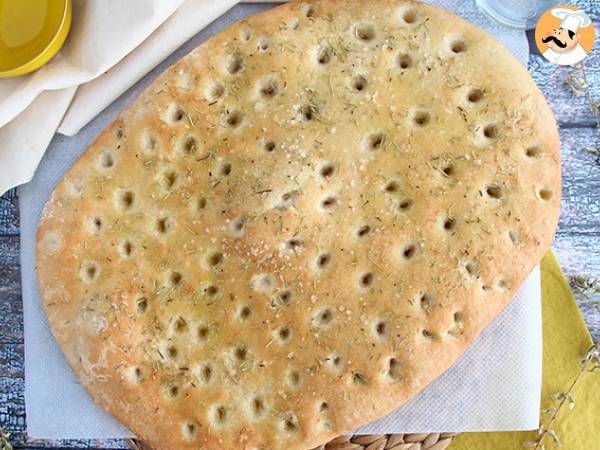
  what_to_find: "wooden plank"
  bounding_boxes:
[22,441,130,449]
[0,236,20,291]
[0,193,19,236]
[0,292,23,344]
[0,343,24,437]
[553,232,600,279]
[22,438,130,449]
[557,126,600,234]
[528,23,600,127]
[577,301,600,341]
[0,236,22,344]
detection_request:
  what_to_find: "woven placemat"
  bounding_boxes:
[129,432,457,450]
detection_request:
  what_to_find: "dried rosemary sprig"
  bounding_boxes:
[0,427,12,450]
[586,145,600,164]
[524,341,600,449]
[571,276,600,312]
[129,438,151,450]
[566,62,600,161]
[565,64,588,98]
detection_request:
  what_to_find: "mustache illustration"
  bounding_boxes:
[542,35,567,48]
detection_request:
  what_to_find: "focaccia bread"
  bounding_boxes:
[36,1,561,449]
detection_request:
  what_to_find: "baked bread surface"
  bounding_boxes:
[36,1,561,449]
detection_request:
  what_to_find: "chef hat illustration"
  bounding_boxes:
[551,8,592,33]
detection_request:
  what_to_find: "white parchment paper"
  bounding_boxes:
[19,1,540,440]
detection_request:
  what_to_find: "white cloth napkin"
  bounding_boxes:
[18,0,538,440]
[0,88,76,194]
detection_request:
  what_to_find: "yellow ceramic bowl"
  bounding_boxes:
[0,0,71,78]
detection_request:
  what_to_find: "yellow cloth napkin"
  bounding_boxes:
[450,251,599,450]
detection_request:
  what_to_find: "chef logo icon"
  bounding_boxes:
[535,6,595,66]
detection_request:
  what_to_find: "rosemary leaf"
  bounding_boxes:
[0,427,12,450]
[548,430,561,447]
[567,62,600,164]
[570,276,600,312]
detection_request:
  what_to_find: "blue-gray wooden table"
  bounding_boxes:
[1,3,599,449]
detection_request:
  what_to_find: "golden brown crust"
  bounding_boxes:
[36,1,560,449]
